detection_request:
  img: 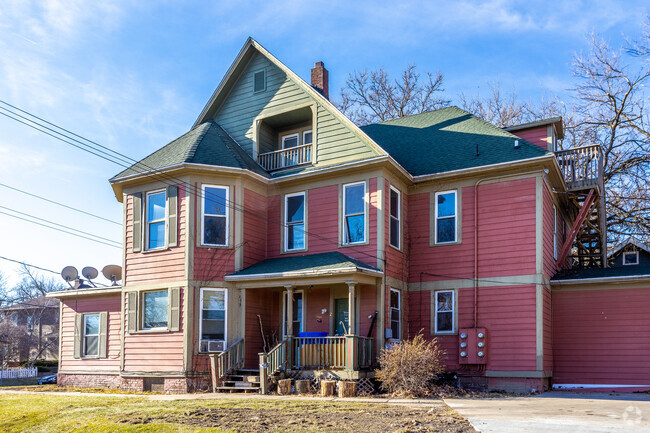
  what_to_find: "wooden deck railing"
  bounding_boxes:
[257,144,312,171]
[555,144,604,192]
[209,338,244,391]
[291,336,347,369]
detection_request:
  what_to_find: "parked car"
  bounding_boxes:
[37,374,57,385]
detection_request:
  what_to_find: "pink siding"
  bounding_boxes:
[511,126,549,151]
[305,287,330,334]
[122,289,185,372]
[542,184,561,278]
[193,184,235,281]
[59,295,121,372]
[243,188,267,268]
[543,286,552,371]
[124,184,186,286]
[409,178,537,283]
[358,284,377,339]
[385,180,408,281]
[244,288,279,369]
[553,287,650,385]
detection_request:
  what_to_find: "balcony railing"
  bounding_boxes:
[555,144,604,192]
[257,144,312,171]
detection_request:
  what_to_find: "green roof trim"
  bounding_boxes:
[360,106,551,176]
[226,252,379,278]
[551,263,650,281]
[112,121,268,181]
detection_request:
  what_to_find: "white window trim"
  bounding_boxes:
[284,191,306,252]
[553,205,558,260]
[434,190,458,244]
[434,290,456,334]
[342,181,368,245]
[389,288,401,341]
[623,251,639,265]
[199,288,228,351]
[282,290,305,337]
[281,132,300,149]
[303,130,313,145]
[389,186,401,249]
[201,184,229,247]
[145,189,167,251]
[253,69,266,93]
[141,289,169,331]
[82,313,100,358]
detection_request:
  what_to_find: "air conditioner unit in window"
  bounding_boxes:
[200,340,225,353]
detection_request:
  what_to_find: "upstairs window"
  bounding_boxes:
[83,313,100,357]
[202,185,228,246]
[623,251,639,265]
[281,133,299,149]
[434,190,457,244]
[303,130,313,145]
[253,70,266,93]
[285,192,306,251]
[343,182,366,244]
[434,290,455,334]
[142,290,168,330]
[389,187,401,249]
[553,205,558,260]
[146,190,166,250]
[200,288,227,352]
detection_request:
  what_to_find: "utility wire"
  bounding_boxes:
[0,182,121,226]
[0,255,60,275]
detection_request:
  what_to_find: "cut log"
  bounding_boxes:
[338,381,356,398]
[295,379,310,394]
[321,380,336,397]
[277,379,292,395]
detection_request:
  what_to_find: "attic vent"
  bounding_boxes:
[514,140,520,149]
[254,70,266,93]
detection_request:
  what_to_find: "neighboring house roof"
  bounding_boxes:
[607,237,650,258]
[111,120,268,181]
[226,252,380,279]
[504,116,564,140]
[0,295,59,311]
[551,263,650,281]
[360,106,551,176]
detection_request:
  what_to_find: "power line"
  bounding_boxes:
[0,256,60,275]
[0,182,121,226]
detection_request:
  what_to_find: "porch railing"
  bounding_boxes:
[209,338,244,391]
[555,144,604,192]
[291,336,347,369]
[259,339,288,394]
[257,144,312,171]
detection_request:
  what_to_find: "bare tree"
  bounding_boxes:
[337,65,450,125]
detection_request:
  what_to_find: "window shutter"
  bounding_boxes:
[127,292,137,333]
[73,313,82,359]
[167,186,178,248]
[168,288,181,332]
[132,193,142,252]
[98,312,108,358]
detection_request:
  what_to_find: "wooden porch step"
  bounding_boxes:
[222,380,259,388]
[215,385,260,393]
[234,368,259,374]
[229,374,260,382]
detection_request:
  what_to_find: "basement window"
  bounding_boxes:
[623,251,639,265]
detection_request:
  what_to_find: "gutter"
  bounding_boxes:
[224,266,383,282]
[551,274,650,285]
[46,286,123,298]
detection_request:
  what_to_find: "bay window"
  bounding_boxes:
[202,185,228,246]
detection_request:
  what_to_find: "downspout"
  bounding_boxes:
[473,170,544,328]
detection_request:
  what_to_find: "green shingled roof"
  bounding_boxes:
[360,106,551,176]
[226,252,379,278]
[551,263,650,281]
[112,121,268,180]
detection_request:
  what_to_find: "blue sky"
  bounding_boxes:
[0,0,647,287]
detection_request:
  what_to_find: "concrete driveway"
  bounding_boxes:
[445,391,650,432]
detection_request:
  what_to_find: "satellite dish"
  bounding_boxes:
[82,266,98,280]
[61,266,78,283]
[102,265,122,286]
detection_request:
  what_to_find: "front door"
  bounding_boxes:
[335,298,349,335]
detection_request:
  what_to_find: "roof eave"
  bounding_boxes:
[46,286,123,298]
[224,266,383,282]
[551,274,650,286]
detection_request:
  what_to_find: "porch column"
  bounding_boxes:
[285,285,294,337]
[347,281,357,335]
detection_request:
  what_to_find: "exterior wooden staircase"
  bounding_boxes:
[214,368,261,393]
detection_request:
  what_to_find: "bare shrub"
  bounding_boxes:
[376,334,446,397]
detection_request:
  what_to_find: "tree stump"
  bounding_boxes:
[321,380,336,397]
[277,379,292,395]
[338,381,356,398]
[295,379,310,394]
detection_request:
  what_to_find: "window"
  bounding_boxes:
[434,191,457,244]
[253,70,266,93]
[343,182,366,244]
[202,185,228,246]
[142,290,168,330]
[83,313,100,357]
[390,187,401,249]
[281,133,299,149]
[285,192,305,251]
[553,205,558,260]
[389,289,401,340]
[146,190,166,250]
[303,130,313,145]
[623,251,639,265]
[200,289,227,351]
[283,291,303,336]
[434,290,455,334]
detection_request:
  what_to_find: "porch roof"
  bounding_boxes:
[225,252,381,284]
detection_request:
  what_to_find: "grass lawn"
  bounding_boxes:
[0,391,474,432]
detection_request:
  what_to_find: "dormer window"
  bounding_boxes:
[623,251,639,265]
[253,70,266,93]
[282,133,299,149]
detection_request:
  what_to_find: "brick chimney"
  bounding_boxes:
[311,61,329,100]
